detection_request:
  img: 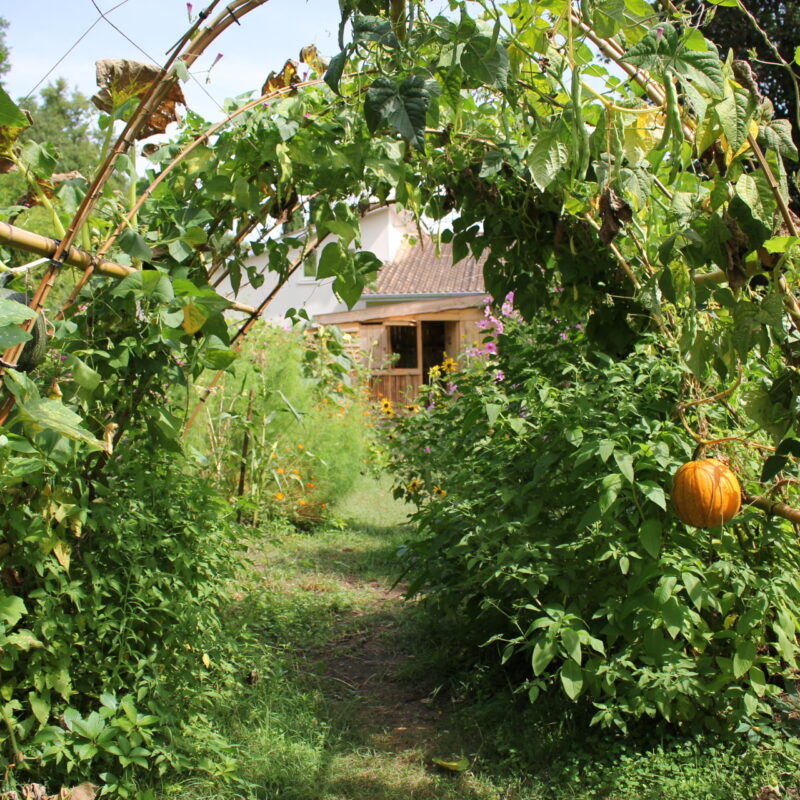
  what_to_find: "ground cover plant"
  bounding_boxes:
[0,0,800,794]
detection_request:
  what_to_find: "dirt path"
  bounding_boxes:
[319,583,445,753]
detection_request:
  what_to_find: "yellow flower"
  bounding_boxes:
[442,357,458,373]
[433,485,447,498]
[407,479,424,493]
[380,398,394,416]
[276,467,285,474]
[297,444,305,450]
[275,492,285,501]
[298,499,308,506]
[428,364,441,379]
[292,469,300,475]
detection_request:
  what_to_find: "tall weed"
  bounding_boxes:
[188,321,371,524]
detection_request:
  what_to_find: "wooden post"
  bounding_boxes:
[236,390,255,523]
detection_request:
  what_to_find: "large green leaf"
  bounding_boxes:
[353,15,400,48]
[460,34,509,89]
[760,118,798,160]
[624,23,725,97]
[528,127,569,191]
[532,637,557,676]
[0,595,26,627]
[560,660,584,700]
[19,141,57,178]
[16,398,104,450]
[324,50,348,95]
[733,639,757,679]
[0,86,28,130]
[0,297,36,350]
[364,76,430,152]
[715,86,755,154]
[118,229,154,261]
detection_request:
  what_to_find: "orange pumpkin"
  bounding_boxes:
[671,458,741,528]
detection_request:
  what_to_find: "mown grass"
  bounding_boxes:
[149,474,800,800]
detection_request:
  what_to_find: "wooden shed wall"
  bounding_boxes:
[337,307,484,404]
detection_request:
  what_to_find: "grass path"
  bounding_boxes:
[245,474,502,800]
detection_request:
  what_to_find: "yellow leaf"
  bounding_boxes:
[299,45,328,77]
[53,541,71,572]
[431,757,470,772]
[621,109,664,167]
[723,613,739,630]
[201,653,211,669]
[182,303,208,335]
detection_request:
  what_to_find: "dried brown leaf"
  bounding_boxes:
[261,59,300,96]
[598,187,632,246]
[92,59,185,139]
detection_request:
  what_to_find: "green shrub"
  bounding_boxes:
[385,297,800,730]
[0,438,245,789]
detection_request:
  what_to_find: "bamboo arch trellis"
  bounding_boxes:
[0,0,274,423]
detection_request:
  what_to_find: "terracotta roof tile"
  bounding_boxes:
[363,238,485,296]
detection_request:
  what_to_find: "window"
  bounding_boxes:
[302,251,316,279]
[389,325,417,369]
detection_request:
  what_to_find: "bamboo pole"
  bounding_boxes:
[0,222,257,315]
[743,493,800,525]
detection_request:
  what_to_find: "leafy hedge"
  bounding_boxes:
[385,300,800,730]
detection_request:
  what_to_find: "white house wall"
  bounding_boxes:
[218,205,417,321]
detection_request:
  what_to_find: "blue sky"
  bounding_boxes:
[1,1,346,120]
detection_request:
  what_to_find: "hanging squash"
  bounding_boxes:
[671,458,741,528]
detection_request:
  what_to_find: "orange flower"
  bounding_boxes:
[307,482,315,489]
[275,492,285,501]
[271,453,278,459]
[276,467,285,474]
[292,469,300,475]
[297,444,305,450]
[298,499,308,506]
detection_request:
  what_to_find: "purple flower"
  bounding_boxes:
[478,318,492,330]
[483,341,498,356]
[559,332,568,339]
[446,382,457,395]
[424,446,431,454]
[494,370,505,382]
[186,2,193,18]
